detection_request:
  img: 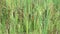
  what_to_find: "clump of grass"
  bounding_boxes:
[0,0,60,34]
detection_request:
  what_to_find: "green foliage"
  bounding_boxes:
[0,0,60,34]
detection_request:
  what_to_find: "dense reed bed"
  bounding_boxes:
[0,0,60,34]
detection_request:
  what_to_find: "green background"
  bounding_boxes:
[0,0,60,34]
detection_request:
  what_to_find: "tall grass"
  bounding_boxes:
[0,0,60,34]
